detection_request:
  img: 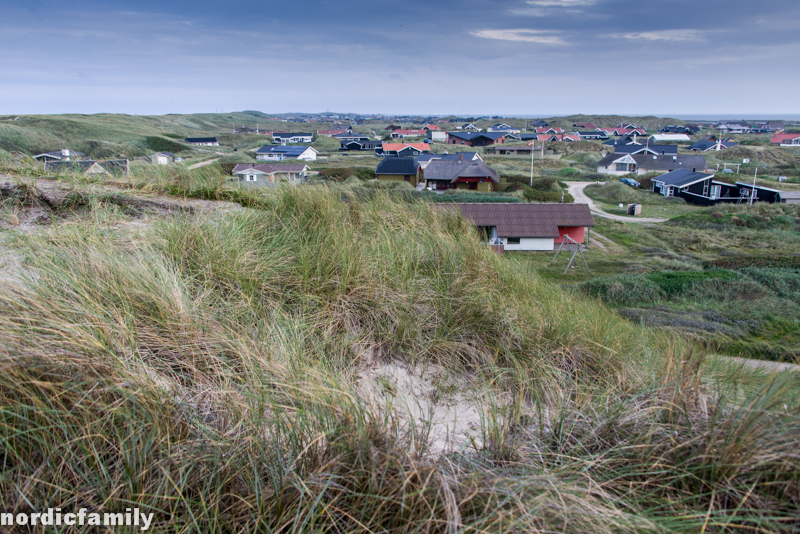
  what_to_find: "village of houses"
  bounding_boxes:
[26,115,800,253]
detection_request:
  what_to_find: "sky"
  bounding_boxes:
[1,0,799,117]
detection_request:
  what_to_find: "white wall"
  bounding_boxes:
[501,237,554,251]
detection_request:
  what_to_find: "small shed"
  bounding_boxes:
[779,191,800,204]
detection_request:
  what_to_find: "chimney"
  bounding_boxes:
[62,149,69,156]
[458,153,463,162]
[692,168,696,172]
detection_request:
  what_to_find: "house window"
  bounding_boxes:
[710,185,721,199]
[404,176,410,182]
[506,238,521,245]
[247,174,257,182]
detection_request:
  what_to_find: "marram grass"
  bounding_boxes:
[0,185,798,532]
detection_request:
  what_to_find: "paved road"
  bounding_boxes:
[565,181,668,223]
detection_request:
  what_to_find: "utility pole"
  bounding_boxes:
[529,139,535,186]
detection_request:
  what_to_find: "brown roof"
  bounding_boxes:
[451,203,594,238]
[424,160,500,183]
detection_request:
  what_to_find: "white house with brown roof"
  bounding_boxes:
[231,163,309,187]
[452,203,595,251]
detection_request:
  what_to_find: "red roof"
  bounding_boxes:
[771,133,800,144]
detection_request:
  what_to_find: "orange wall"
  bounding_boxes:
[555,226,585,244]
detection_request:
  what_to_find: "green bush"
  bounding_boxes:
[523,189,573,203]
[703,256,800,270]
[423,192,522,203]
[579,270,738,305]
[558,167,580,177]
[143,136,186,154]
[318,167,376,181]
[578,275,666,306]
[647,270,737,297]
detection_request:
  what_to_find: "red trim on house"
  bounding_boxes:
[555,226,585,244]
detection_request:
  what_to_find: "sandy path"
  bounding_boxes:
[565,181,668,223]
[187,157,221,170]
[587,230,623,253]
[715,355,800,373]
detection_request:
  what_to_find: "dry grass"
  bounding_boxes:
[0,185,798,532]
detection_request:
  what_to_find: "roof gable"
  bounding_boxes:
[652,169,714,187]
[452,203,594,238]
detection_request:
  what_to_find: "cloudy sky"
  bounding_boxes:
[2,0,799,116]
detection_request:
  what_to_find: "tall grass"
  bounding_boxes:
[0,187,798,531]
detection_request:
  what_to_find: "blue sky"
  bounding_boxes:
[2,0,799,116]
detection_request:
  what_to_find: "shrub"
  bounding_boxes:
[703,256,800,270]
[428,192,522,203]
[579,275,665,306]
[143,136,186,154]
[647,269,737,297]
[524,189,573,203]
[318,167,376,181]
[579,270,738,304]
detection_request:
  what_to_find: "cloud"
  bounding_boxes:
[510,0,597,17]
[524,0,595,6]
[471,29,565,44]
[610,29,705,42]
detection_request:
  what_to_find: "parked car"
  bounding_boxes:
[620,178,640,187]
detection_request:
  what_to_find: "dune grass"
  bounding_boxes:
[0,185,798,532]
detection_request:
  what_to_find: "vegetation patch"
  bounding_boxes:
[704,255,800,270]
[318,167,376,181]
[578,267,800,361]
[143,136,187,154]
[669,203,800,231]
[585,181,686,207]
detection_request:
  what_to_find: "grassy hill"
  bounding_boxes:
[0,112,322,159]
[1,172,799,532]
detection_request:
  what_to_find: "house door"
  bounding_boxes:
[469,182,477,190]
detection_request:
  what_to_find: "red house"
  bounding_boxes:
[771,133,800,147]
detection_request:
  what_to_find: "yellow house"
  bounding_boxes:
[375,157,421,187]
